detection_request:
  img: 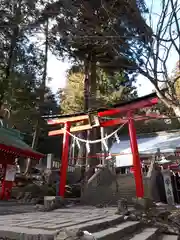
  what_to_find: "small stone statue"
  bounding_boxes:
[116,198,128,215]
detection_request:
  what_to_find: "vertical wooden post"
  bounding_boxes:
[128,112,144,198]
[59,122,71,197]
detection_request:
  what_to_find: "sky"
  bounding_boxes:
[47,0,178,97]
[47,53,70,90]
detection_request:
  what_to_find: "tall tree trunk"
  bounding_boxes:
[87,52,101,178]
[24,19,49,175]
[77,57,90,181]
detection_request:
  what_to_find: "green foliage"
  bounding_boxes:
[96,70,137,106]
[10,87,59,134]
[0,0,149,118]
[60,67,137,114]
[34,0,151,72]
[0,0,152,148]
[0,0,59,135]
[60,72,84,114]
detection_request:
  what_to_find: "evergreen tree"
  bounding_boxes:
[60,67,137,114]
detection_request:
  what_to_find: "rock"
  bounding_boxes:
[65,229,82,239]
[43,169,59,185]
[13,183,56,203]
[44,196,64,211]
[123,216,129,220]
[16,191,24,200]
[96,204,104,208]
[23,192,32,202]
[30,198,39,204]
[57,229,95,240]
[128,213,138,221]
[132,197,155,211]
[35,204,45,211]
[156,210,171,221]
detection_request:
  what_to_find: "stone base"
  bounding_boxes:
[132,197,155,211]
[44,196,64,211]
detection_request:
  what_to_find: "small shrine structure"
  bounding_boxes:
[0,126,44,200]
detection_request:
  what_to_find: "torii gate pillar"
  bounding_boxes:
[59,121,71,197]
[128,112,144,198]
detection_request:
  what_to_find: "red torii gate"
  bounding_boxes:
[45,93,160,199]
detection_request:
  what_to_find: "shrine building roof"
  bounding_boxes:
[0,127,45,160]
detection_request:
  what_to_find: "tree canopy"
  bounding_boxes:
[60,67,137,114]
[37,0,152,71]
[0,0,150,113]
[0,0,59,135]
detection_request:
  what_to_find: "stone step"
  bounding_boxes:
[0,225,57,240]
[118,188,135,190]
[129,228,159,240]
[92,221,141,240]
[118,192,136,195]
[118,187,135,190]
[118,191,135,193]
[118,186,135,188]
[64,214,124,233]
[162,235,179,240]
